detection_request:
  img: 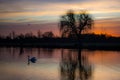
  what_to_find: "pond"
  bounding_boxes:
[0,47,120,80]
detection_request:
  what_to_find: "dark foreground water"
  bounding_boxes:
[0,47,120,80]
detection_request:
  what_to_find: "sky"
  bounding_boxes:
[0,0,120,37]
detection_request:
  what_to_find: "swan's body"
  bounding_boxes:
[28,56,37,64]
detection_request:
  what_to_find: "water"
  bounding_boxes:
[0,47,120,80]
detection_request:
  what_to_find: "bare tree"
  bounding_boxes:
[42,31,54,38]
[11,31,15,39]
[25,32,33,38]
[37,30,42,38]
[59,10,94,40]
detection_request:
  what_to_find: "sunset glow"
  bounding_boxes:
[0,0,120,36]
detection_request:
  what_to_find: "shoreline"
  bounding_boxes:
[0,43,120,50]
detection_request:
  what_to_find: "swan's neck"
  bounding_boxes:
[28,56,30,60]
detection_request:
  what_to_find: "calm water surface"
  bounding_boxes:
[0,47,120,80]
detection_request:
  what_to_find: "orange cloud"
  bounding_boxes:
[91,18,120,36]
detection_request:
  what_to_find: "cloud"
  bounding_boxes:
[0,0,120,24]
[0,0,120,13]
[0,0,120,37]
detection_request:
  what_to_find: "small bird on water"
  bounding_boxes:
[28,55,37,65]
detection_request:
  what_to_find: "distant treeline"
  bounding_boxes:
[0,31,55,39]
[0,31,120,50]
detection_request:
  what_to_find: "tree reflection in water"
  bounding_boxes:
[60,49,92,80]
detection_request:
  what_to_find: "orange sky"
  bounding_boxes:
[0,0,120,37]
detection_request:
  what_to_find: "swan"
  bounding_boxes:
[28,56,37,64]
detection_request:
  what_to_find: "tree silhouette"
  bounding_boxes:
[59,10,94,45]
[42,31,54,38]
[11,31,16,39]
[37,30,42,38]
[25,32,33,38]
